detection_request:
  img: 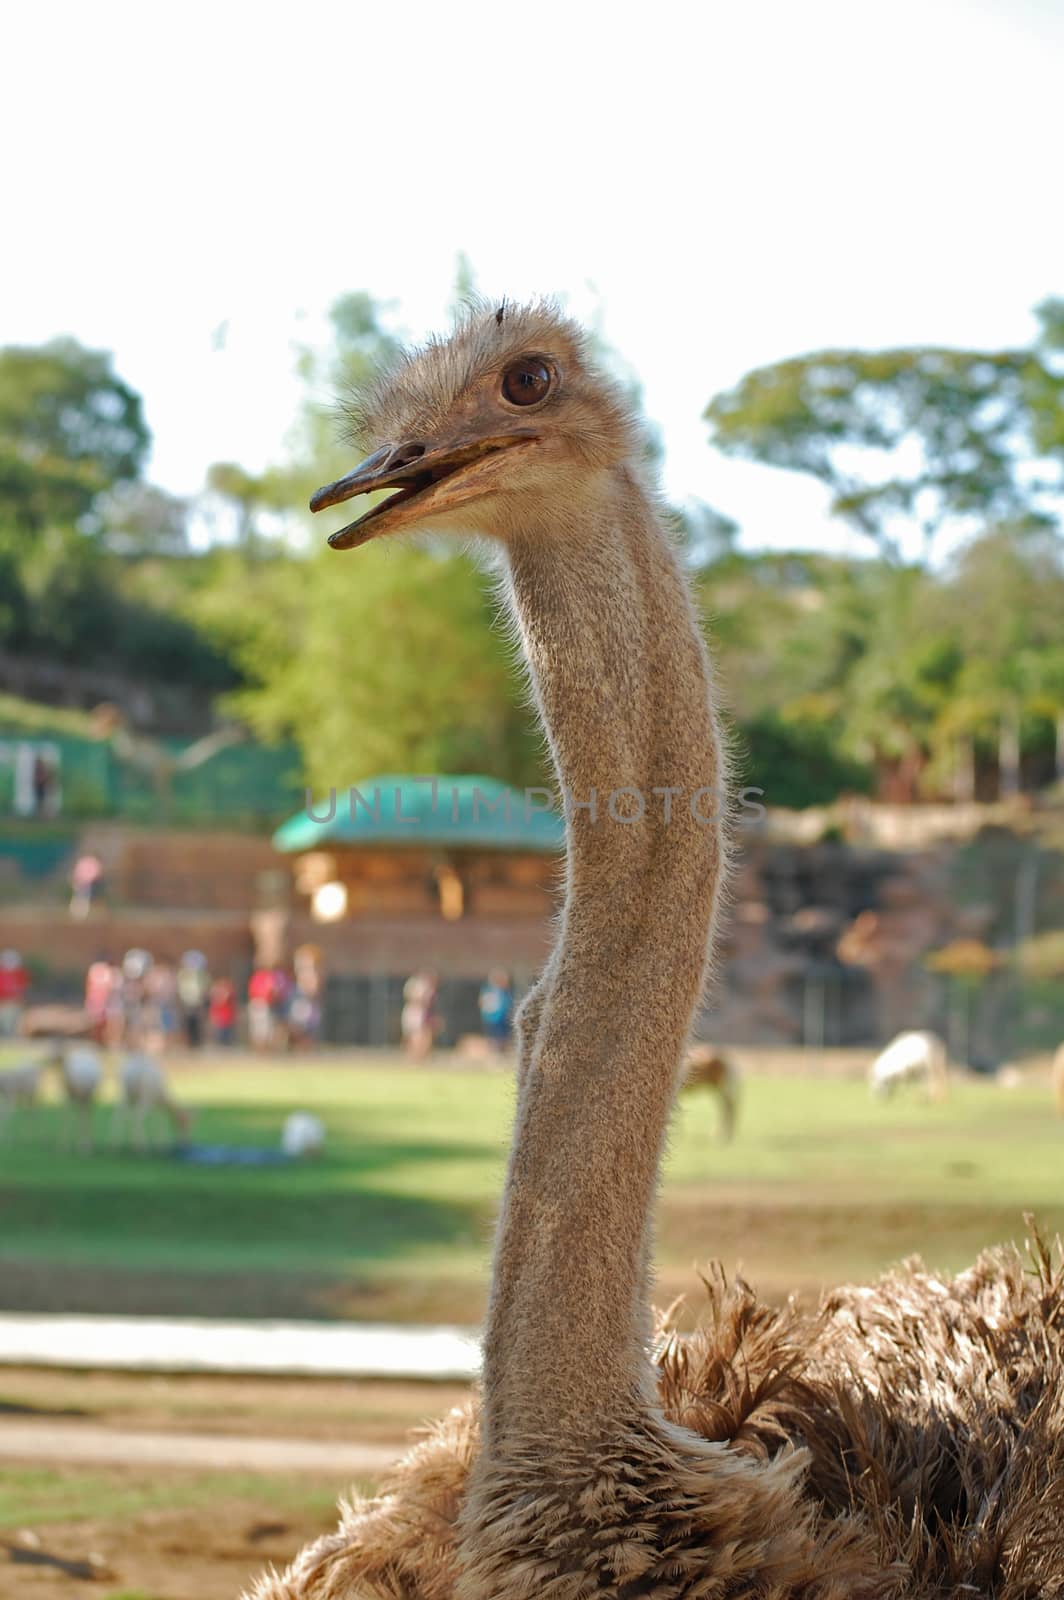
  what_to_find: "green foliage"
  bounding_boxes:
[700,522,1064,800]
[4,524,237,688]
[0,337,149,536]
[0,692,94,736]
[202,541,544,793]
[736,711,872,808]
[99,480,188,555]
[0,335,239,704]
[8,281,1064,813]
[706,343,1063,560]
[193,289,542,789]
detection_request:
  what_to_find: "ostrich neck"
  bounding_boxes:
[482,471,726,1448]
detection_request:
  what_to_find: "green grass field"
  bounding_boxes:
[1,1053,1061,1320]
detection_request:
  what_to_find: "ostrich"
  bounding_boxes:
[246,304,1063,1600]
[681,1043,739,1142]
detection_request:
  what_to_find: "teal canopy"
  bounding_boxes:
[273,774,565,854]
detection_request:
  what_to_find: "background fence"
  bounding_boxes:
[0,730,303,827]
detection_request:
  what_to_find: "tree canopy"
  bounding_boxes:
[7,275,1064,811]
[705,304,1064,561]
[0,338,150,536]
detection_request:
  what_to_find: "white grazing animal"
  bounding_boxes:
[869,1029,948,1101]
[0,1060,42,1138]
[281,1111,325,1158]
[57,1044,104,1152]
[111,1051,191,1151]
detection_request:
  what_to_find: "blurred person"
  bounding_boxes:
[247,965,276,1050]
[177,950,210,1049]
[120,947,153,1046]
[288,986,321,1049]
[84,955,115,1044]
[208,975,238,1046]
[289,944,323,1050]
[32,753,56,816]
[269,963,293,1049]
[69,853,104,920]
[478,968,513,1053]
[102,962,126,1048]
[145,959,179,1049]
[401,970,439,1061]
[0,950,29,1038]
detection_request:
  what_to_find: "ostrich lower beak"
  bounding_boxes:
[311,431,537,550]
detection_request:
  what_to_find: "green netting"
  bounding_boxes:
[0,728,303,827]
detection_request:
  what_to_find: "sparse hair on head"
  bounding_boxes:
[338,296,647,474]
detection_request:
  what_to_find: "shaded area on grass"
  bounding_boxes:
[0,1134,490,1270]
[1,1057,1061,1320]
[0,1259,486,1323]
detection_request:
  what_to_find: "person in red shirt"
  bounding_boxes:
[0,950,29,1038]
[247,967,275,1050]
[209,977,238,1046]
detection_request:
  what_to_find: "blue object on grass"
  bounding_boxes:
[172,1143,294,1166]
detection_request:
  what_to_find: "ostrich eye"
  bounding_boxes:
[502,358,552,407]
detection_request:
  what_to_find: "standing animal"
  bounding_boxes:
[18,1004,95,1041]
[868,1029,948,1102]
[682,1043,739,1141]
[1053,1040,1064,1116]
[245,304,1064,1600]
[110,1051,192,1151]
[0,1059,42,1138]
[50,1043,103,1153]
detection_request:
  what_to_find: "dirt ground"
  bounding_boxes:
[0,1370,471,1600]
[3,1483,338,1600]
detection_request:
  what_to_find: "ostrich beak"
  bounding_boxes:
[311,430,537,550]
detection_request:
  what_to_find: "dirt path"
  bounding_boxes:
[0,1418,399,1474]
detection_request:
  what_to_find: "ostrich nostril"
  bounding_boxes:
[388,442,427,471]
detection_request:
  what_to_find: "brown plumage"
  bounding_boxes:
[246,303,1064,1600]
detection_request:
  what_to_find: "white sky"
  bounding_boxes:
[4,0,1063,557]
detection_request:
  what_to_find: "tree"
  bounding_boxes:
[0,338,150,536]
[98,481,189,556]
[937,522,1064,795]
[192,539,544,792]
[191,290,543,788]
[1028,297,1064,460]
[705,340,1063,561]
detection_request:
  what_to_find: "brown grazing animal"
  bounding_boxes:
[682,1043,738,1142]
[19,1004,95,1040]
[246,303,1064,1600]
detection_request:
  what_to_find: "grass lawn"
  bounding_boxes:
[1,1050,1061,1320]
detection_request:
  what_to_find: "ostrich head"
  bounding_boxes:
[311,301,642,549]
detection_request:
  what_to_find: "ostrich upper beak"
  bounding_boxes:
[311,430,537,550]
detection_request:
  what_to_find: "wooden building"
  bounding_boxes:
[270,775,565,1043]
